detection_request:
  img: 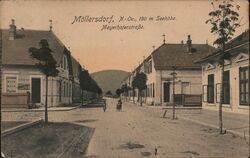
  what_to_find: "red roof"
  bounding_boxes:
[2,29,65,66]
[196,30,249,63]
[152,43,216,70]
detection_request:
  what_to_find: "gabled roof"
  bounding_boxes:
[225,29,249,49]
[2,29,65,66]
[152,43,216,70]
[195,30,249,63]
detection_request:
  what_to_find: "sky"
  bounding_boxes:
[0,0,249,73]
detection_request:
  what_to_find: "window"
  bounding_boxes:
[59,80,62,102]
[69,84,71,97]
[63,56,67,70]
[207,74,214,103]
[203,85,207,102]
[63,82,66,97]
[239,67,249,105]
[6,76,17,93]
[152,83,155,98]
[181,82,190,94]
[215,71,230,104]
[222,71,230,104]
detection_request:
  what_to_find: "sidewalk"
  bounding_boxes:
[178,109,249,138]
[130,101,249,138]
[1,102,90,112]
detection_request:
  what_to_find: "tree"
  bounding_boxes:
[79,69,91,104]
[105,90,112,96]
[132,77,137,104]
[29,39,59,123]
[132,72,147,106]
[116,88,122,97]
[206,0,241,134]
[79,69,102,101]
[121,83,129,101]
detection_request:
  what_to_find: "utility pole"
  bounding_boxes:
[162,34,166,44]
[170,66,177,119]
[49,20,52,31]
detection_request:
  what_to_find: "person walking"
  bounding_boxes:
[117,99,122,111]
[103,99,106,112]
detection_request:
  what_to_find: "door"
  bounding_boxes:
[163,82,170,102]
[31,78,41,103]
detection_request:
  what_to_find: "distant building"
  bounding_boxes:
[121,35,216,106]
[196,30,249,114]
[1,19,83,108]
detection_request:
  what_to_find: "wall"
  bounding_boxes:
[202,53,249,114]
[155,69,202,105]
[1,65,74,108]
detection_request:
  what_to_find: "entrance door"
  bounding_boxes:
[31,78,41,103]
[163,82,170,102]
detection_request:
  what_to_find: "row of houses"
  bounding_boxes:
[1,19,99,108]
[120,30,249,114]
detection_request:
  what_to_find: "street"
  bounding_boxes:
[2,98,249,158]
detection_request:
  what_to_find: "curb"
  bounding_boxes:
[1,104,86,112]
[1,119,43,137]
[178,116,249,139]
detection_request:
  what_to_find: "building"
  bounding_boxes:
[196,30,249,114]
[121,35,216,106]
[1,19,83,108]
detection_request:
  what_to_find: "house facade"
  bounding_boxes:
[1,19,83,108]
[121,35,216,106]
[196,30,249,114]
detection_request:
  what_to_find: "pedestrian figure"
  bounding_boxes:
[103,99,106,112]
[155,147,158,156]
[117,99,122,111]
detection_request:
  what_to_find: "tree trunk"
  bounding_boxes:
[140,90,142,106]
[45,76,48,123]
[81,90,84,106]
[137,90,140,103]
[219,42,225,134]
[133,89,135,104]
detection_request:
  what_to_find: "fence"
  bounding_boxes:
[174,94,202,107]
[1,92,30,108]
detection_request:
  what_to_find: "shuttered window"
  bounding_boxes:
[239,67,249,105]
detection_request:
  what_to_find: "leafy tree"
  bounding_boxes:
[132,72,147,106]
[88,78,102,95]
[121,83,129,100]
[206,0,241,134]
[116,88,122,97]
[79,69,102,101]
[132,77,137,104]
[79,69,91,104]
[105,90,112,96]
[29,39,59,123]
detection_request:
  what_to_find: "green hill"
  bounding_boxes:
[91,70,129,95]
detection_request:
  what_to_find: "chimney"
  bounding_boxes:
[9,19,17,40]
[186,35,192,53]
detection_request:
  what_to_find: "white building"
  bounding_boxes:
[196,30,249,114]
[1,20,83,108]
[121,35,216,106]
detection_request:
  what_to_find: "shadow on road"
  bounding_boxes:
[75,119,98,123]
